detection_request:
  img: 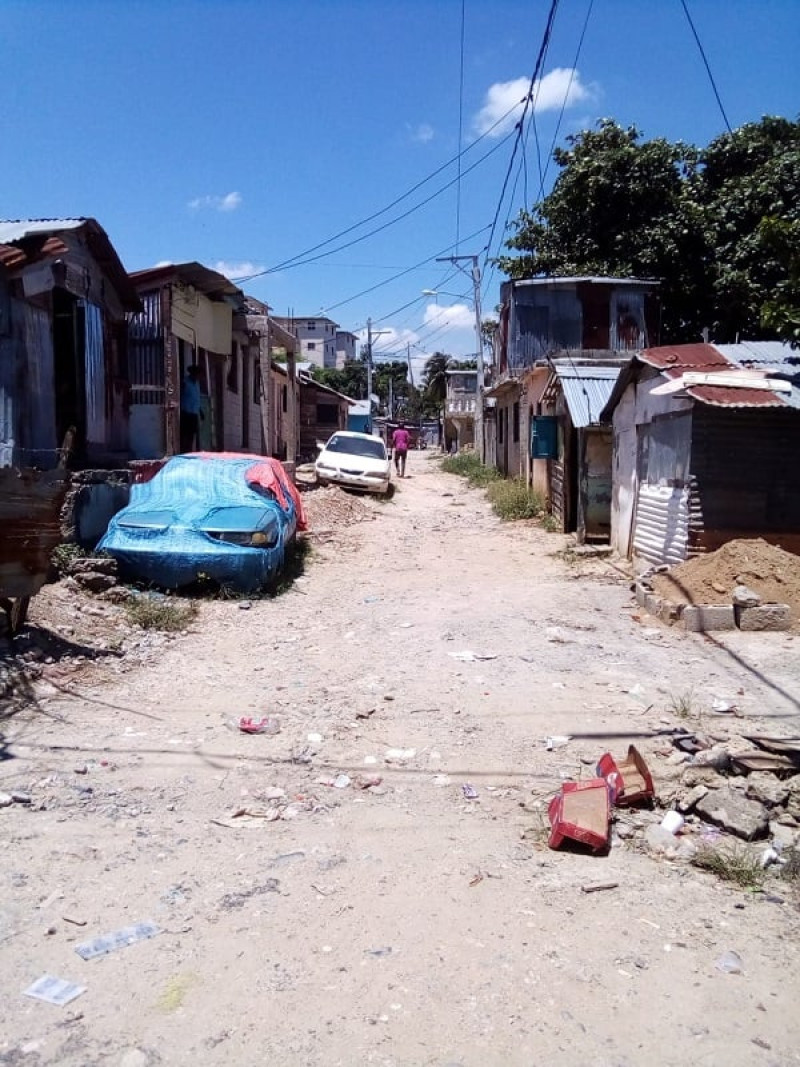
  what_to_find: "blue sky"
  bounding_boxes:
[2,0,797,376]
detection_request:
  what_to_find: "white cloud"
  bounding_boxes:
[408,122,435,143]
[188,191,243,212]
[473,67,592,137]
[212,260,266,280]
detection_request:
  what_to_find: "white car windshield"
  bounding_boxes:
[325,435,386,460]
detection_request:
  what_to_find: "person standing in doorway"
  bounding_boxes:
[180,364,204,452]
[392,421,410,478]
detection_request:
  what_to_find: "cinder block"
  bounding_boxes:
[634,583,650,607]
[736,603,791,632]
[657,598,683,624]
[644,592,663,616]
[683,605,736,632]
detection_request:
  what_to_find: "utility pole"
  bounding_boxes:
[365,317,389,433]
[436,254,484,462]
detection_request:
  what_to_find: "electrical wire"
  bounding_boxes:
[482,0,560,274]
[679,0,733,134]
[233,94,530,285]
[456,0,466,251]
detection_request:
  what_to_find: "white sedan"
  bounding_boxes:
[315,431,392,495]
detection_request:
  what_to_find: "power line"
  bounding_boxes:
[456,0,466,251]
[233,95,529,285]
[482,0,560,274]
[679,0,733,134]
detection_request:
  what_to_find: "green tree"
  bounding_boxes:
[313,362,367,398]
[421,351,450,406]
[497,116,800,344]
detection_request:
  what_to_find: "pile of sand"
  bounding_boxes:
[302,486,377,531]
[653,538,800,624]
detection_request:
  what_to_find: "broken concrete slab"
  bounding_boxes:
[744,774,791,808]
[677,784,709,813]
[695,784,770,840]
[736,603,791,632]
[682,605,736,633]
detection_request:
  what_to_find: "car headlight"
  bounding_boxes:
[366,471,387,479]
[316,462,335,472]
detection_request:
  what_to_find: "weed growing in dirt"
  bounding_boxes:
[125,596,198,632]
[440,453,500,487]
[541,513,560,533]
[487,479,545,522]
[50,542,90,576]
[692,842,766,889]
[668,688,700,721]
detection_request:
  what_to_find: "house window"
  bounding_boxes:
[307,342,316,350]
[316,402,339,423]
[227,341,239,394]
[512,401,520,443]
[307,321,316,330]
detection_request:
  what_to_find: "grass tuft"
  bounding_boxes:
[125,596,198,632]
[692,842,766,889]
[440,452,500,487]
[486,479,545,522]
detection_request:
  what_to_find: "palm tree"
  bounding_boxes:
[422,351,449,405]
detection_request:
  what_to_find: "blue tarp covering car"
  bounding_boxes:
[98,453,306,592]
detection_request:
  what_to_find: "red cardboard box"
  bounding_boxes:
[548,778,610,851]
[596,745,654,807]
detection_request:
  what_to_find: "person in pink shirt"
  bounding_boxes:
[391,422,411,477]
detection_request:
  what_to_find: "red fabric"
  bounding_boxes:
[189,452,308,531]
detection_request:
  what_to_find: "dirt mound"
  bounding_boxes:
[302,486,377,531]
[653,538,800,624]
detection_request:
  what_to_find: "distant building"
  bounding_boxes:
[335,329,359,369]
[445,369,478,452]
[275,315,339,369]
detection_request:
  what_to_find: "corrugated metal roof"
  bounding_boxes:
[639,343,799,409]
[130,261,242,300]
[553,364,621,427]
[0,218,86,243]
[510,275,659,289]
[715,341,799,366]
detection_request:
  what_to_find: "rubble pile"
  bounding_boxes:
[303,486,377,531]
[652,539,800,626]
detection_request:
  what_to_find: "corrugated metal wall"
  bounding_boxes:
[691,406,800,548]
[633,484,690,564]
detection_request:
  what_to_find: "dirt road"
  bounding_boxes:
[2,452,800,1066]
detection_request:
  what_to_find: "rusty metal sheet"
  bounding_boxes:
[0,467,69,598]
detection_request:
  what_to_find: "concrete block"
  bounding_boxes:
[682,604,736,632]
[634,582,650,608]
[644,592,663,616]
[736,603,791,632]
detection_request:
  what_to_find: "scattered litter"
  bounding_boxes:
[469,872,484,887]
[307,732,323,744]
[238,716,280,735]
[363,755,378,765]
[548,779,610,852]
[597,745,654,806]
[449,650,497,663]
[354,774,383,790]
[23,976,86,1007]
[545,735,571,751]
[75,921,161,961]
[333,774,351,789]
[711,699,741,716]
[760,845,783,870]
[581,881,619,893]
[660,811,685,835]
[399,622,414,629]
[545,626,570,643]
[461,783,479,800]
[355,708,376,720]
[238,600,252,611]
[62,916,87,927]
[715,950,743,975]
[730,750,797,774]
[385,748,415,763]
[365,946,393,957]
